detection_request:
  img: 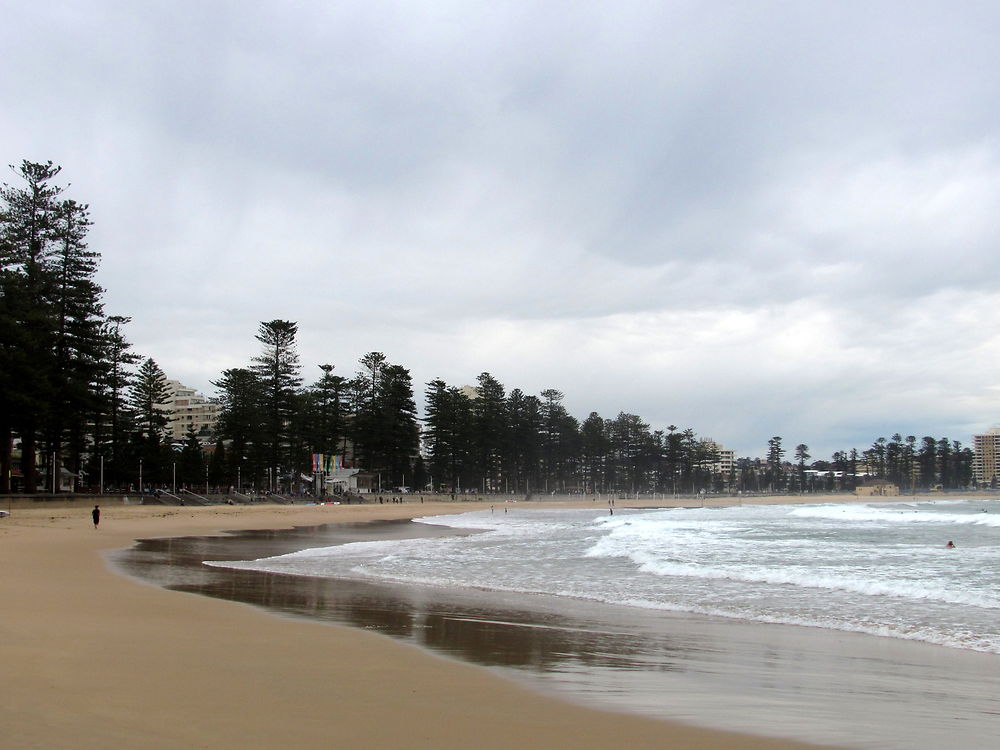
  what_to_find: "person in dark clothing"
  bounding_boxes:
[92,505,100,528]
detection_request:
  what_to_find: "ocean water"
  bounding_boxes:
[212,498,1000,655]
[202,499,1000,749]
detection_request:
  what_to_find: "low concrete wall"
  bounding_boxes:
[0,494,135,511]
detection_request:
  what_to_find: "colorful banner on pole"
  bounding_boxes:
[312,454,344,473]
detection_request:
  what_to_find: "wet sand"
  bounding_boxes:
[0,497,878,749]
[110,504,1000,750]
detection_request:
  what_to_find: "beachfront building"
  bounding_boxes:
[699,438,735,476]
[2,445,78,493]
[697,438,736,490]
[158,379,219,443]
[855,479,900,496]
[320,467,377,494]
[972,427,1000,486]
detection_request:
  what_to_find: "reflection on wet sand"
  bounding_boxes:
[113,520,686,673]
[110,518,1000,750]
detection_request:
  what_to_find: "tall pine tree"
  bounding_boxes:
[0,161,64,491]
[251,320,301,489]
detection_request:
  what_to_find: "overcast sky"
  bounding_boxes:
[4,1,1000,458]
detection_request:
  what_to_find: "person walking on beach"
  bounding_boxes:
[92,505,101,528]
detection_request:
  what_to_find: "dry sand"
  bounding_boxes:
[0,497,865,749]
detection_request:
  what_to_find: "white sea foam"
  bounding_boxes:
[629,554,999,608]
[208,499,1000,654]
[789,504,1000,526]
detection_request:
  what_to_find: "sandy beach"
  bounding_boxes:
[1,496,883,750]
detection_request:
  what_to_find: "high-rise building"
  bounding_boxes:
[159,379,219,443]
[700,438,735,476]
[972,427,1000,485]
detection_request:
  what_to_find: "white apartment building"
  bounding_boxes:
[973,427,1000,485]
[700,438,735,476]
[159,379,219,443]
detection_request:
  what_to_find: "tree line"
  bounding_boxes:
[826,435,974,491]
[210,326,729,495]
[0,160,982,495]
[739,434,975,493]
[190,342,986,495]
[3,162,129,491]
[211,326,421,493]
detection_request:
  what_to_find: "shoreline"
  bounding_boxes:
[0,496,922,749]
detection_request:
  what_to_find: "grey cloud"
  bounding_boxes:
[5,0,1000,457]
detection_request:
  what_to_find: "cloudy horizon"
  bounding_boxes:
[4,1,1000,459]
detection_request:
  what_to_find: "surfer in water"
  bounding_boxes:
[945,540,955,549]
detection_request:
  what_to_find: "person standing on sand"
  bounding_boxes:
[92,505,100,528]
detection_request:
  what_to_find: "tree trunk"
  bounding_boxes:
[0,421,11,493]
[22,428,38,493]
